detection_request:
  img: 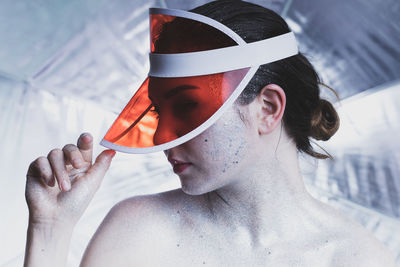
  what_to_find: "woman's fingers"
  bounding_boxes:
[48,148,71,192]
[62,144,85,169]
[27,133,99,193]
[27,157,55,187]
[25,133,113,232]
[77,133,93,164]
[78,149,115,191]
[38,157,55,187]
[88,150,115,178]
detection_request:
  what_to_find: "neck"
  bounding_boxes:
[204,132,314,247]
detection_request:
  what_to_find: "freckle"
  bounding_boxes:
[177,210,180,214]
[199,235,203,238]
[325,240,328,243]
[177,244,180,247]
[222,169,226,173]
[203,261,206,264]
[204,139,208,142]
[268,251,271,255]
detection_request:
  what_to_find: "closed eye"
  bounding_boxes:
[173,102,198,117]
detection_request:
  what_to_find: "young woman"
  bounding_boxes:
[24,1,396,266]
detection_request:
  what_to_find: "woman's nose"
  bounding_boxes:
[153,119,178,145]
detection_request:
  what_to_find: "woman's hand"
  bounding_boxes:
[24,133,115,267]
[25,133,115,228]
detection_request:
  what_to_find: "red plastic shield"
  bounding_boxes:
[103,12,250,150]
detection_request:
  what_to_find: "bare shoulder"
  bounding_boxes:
[311,200,397,267]
[80,188,191,267]
[330,227,397,267]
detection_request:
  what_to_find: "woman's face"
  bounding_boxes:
[147,69,248,147]
[164,100,259,195]
[148,73,259,195]
[148,75,225,146]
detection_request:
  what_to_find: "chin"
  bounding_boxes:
[180,179,215,196]
[180,183,206,195]
[179,175,225,196]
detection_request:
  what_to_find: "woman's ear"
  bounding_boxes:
[254,84,286,135]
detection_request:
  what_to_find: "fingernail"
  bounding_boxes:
[109,150,116,158]
[80,133,91,142]
[62,180,71,191]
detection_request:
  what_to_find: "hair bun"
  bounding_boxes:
[310,99,340,141]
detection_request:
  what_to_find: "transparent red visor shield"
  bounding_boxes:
[103,69,249,149]
[102,11,251,152]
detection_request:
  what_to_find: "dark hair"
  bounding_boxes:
[155,0,340,159]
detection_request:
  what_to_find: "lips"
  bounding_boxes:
[168,157,192,174]
[173,163,191,174]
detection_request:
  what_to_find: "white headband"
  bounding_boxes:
[148,8,298,78]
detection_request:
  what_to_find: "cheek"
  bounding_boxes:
[191,110,252,175]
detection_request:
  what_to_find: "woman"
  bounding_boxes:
[24,1,396,266]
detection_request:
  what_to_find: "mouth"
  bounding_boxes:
[173,163,192,174]
[168,158,192,174]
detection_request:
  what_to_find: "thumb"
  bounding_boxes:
[83,149,116,189]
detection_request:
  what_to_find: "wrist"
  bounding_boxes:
[25,219,74,267]
[28,220,74,239]
[28,216,75,233]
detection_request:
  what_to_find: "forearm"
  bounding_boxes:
[24,220,74,267]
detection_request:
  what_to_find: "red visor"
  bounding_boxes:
[102,10,251,153]
[101,8,298,153]
[103,68,249,149]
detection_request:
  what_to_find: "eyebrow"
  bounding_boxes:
[163,85,199,99]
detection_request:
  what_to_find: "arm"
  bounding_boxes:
[80,203,125,267]
[80,199,142,267]
[80,196,168,267]
[24,222,73,267]
[24,133,115,267]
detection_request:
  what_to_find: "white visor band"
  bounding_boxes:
[149,32,298,77]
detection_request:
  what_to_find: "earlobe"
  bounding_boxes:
[256,84,286,135]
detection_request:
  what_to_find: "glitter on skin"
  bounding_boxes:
[78,88,397,266]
